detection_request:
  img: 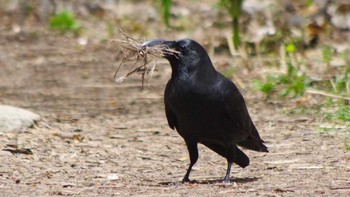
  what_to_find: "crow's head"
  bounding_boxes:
[141,39,215,77]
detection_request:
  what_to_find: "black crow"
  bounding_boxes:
[142,39,268,183]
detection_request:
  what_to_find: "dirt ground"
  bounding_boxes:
[0,4,350,197]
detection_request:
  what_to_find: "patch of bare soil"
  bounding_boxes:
[0,31,349,197]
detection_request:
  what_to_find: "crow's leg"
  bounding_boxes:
[182,140,198,183]
[223,160,233,183]
[223,146,249,183]
[202,143,232,182]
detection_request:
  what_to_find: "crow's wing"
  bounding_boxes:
[165,100,177,130]
[164,81,178,130]
[219,75,262,141]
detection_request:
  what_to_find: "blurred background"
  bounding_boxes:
[0,0,349,196]
[1,0,349,100]
[1,0,349,122]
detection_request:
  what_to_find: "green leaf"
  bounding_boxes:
[161,0,172,27]
[345,138,350,151]
[49,10,81,33]
[336,106,350,122]
[286,43,296,53]
[277,74,290,84]
[217,0,243,49]
[306,0,314,6]
[232,0,243,49]
[254,76,277,95]
[322,45,332,64]
[233,17,240,49]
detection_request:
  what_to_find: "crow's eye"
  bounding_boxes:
[179,44,187,51]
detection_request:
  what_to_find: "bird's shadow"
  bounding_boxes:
[159,177,259,186]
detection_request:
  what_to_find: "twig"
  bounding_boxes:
[306,89,350,100]
[111,29,179,89]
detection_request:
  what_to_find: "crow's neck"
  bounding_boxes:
[170,60,217,83]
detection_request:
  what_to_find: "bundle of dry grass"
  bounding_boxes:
[112,30,179,89]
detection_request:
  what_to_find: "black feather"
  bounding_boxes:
[142,39,268,183]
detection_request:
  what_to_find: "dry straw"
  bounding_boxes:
[112,29,179,89]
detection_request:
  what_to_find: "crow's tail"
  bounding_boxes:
[238,137,268,152]
[233,146,250,168]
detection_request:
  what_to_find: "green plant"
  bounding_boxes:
[256,73,309,97]
[285,43,296,53]
[281,42,310,96]
[306,0,314,6]
[331,67,350,94]
[49,10,81,34]
[324,104,350,125]
[156,0,172,27]
[157,0,243,48]
[161,0,172,27]
[335,106,350,122]
[345,138,350,151]
[254,75,277,97]
[256,42,310,97]
[322,105,350,150]
[322,45,332,67]
[217,0,243,49]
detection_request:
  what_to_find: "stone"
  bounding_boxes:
[0,105,40,133]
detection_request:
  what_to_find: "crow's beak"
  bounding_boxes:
[141,39,178,59]
[141,39,177,49]
[141,39,167,48]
